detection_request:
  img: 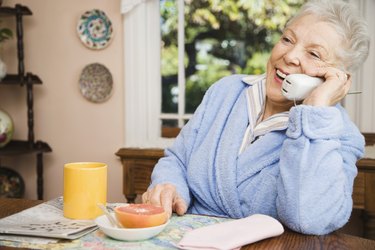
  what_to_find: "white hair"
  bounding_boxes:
[286,0,370,73]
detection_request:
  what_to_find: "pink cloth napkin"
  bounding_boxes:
[177,214,284,250]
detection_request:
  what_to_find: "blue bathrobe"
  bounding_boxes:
[150,74,364,235]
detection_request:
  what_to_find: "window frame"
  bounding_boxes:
[122,0,174,148]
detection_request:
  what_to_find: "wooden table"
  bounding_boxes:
[0,199,43,250]
[1,199,375,249]
[0,199,375,250]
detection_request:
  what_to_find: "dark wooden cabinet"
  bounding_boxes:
[0,4,52,200]
[115,148,164,203]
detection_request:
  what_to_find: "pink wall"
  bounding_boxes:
[0,0,125,202]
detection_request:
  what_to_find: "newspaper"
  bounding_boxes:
[0,197,97,241]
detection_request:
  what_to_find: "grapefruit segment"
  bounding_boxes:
[114,204,168,228]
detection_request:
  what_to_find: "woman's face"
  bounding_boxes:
[265,14,343,109]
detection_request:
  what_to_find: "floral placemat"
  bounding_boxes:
[0,214,231,249]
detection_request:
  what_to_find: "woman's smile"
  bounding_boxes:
[274,69,289,85]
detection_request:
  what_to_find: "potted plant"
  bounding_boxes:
[0,27,12,43]
[0,23,12,81]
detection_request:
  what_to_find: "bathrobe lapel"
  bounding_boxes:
[214,89,249,218]
[214,85,288,218]
[188,75,288,218]
[236,131,286,185]
[216,132,287,218]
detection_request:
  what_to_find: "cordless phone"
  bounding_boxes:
[281,74,323,101]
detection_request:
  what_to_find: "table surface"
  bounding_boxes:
[1,199,375,250]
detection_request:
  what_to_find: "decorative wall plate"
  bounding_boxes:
[0,166,25,198]
[77,9,113,50]
[79,63,113,103]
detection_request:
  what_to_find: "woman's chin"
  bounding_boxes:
[266,93,294,108]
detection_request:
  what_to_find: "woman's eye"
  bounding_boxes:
[309,51,320,59]
[281,36,292,44]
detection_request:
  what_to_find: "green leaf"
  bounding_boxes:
[0,27,13,43]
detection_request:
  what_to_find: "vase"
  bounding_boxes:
[0,109,14,148]
[0,58,6,81]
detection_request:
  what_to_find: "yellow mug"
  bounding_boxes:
[63,162,107,219]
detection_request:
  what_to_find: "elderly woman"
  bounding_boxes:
[142,0,370,235]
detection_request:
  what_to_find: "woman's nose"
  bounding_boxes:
[283,47,301,66]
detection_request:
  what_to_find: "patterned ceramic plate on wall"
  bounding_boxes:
[79,63,113,103]
[77,9,113,50]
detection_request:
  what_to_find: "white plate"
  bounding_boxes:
[95,214,169,241]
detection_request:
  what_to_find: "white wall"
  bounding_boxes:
[345,0,375,132]
[0,0,125,202]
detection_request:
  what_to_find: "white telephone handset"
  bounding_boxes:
[281,74,323,101]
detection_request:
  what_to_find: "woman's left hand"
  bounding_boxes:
[303,67,351,106]
[141,183,187,218]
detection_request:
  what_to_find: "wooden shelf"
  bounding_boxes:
[0,73,42,85]
[0,5,32,16]
[0,140,52,156]
[0,3,50,200]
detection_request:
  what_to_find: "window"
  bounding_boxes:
[121,0,375,148]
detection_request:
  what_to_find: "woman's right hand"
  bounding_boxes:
[142,183,187,218]
[303,67,351,107]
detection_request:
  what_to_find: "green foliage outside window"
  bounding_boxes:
[161,0,306,115]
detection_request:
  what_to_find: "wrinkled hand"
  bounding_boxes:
[142,183,187,218]
[303,67,351,106]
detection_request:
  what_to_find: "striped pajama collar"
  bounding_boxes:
[239,74,289,154]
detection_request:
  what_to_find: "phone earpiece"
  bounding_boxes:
[281,74,323,101]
